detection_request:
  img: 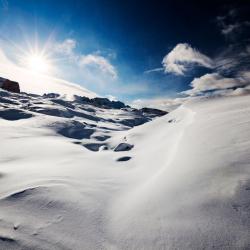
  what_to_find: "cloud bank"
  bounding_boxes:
[183,71,250,96]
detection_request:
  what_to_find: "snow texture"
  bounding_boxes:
[0,89,249,250]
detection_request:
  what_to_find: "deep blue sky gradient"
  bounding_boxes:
[0,0,248,101]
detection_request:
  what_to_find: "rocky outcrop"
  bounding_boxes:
[74,95,127,109]
[74,96,168,118]
[0,78,20,93]
[139,107,168,117]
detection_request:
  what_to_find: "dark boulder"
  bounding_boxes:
[43,93,60,98]
[114,143,134,152]
[140,107,168,117]
[0,78,20,93]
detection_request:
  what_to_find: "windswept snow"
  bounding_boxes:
[0,90,249,249]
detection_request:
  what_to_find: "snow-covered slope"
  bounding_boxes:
[18,75,97,99]
[0,90,249,249]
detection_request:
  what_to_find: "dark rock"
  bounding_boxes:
[51,98,75,109]
[91,97,127,109]
[0,78,20,93]
[168,119,176,123]
[140,107,168,117]
[119,117,149,127]
[114,143,134,152]
[43,93,60,98]
[116,156,131,162]
[73,95,90,104]
[83,143,107,152]
[92,135,111,141]
[54,121,94,139]
[73,95,128,109]
[0,108,33,120]
[73,95,167,120]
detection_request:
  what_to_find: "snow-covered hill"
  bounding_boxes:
[0,89,249,249]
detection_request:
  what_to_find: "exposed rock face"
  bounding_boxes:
[93,97,126,109]
[114,143,134,152]
[0,78,20,93]
[74,95,127,109]
[74,96,168,118]
[139,107,168,117]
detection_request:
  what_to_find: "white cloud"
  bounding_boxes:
[54,39,76,56]
[162,43,213,75]
[106,94,117,101]
[131,69,250,110]
[131,97,186,111]
[53,39,118,79]
[191,73,238,91]
[79,54,117,79]
[184,72,250,96]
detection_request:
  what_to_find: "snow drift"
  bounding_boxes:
[0,90,249,249]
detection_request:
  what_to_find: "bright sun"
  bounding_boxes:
[25,53,51,74]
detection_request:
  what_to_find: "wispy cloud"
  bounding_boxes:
[162,43,213,75]
[144,67,164,74]
[53,38,118,79]
[79,54,117,79]
[221,23,241,36]
[54,38,76,56]
[216,8,250,40]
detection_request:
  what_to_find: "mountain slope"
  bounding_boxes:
[110,95,250,249]
[0,91,249,249]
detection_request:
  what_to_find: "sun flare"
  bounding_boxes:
[26,53,50,74]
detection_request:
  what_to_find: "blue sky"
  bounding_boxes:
[0,0,249,106]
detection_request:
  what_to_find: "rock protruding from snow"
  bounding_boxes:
[0,108,33,120]
[116,156,131,162]
[74,95,127,109]
[43,93,60,99]
[52,121,94,140]
[0,89,163,155]
[114,143,134,152]
[0,77,20,93]
[139,107,168,117]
